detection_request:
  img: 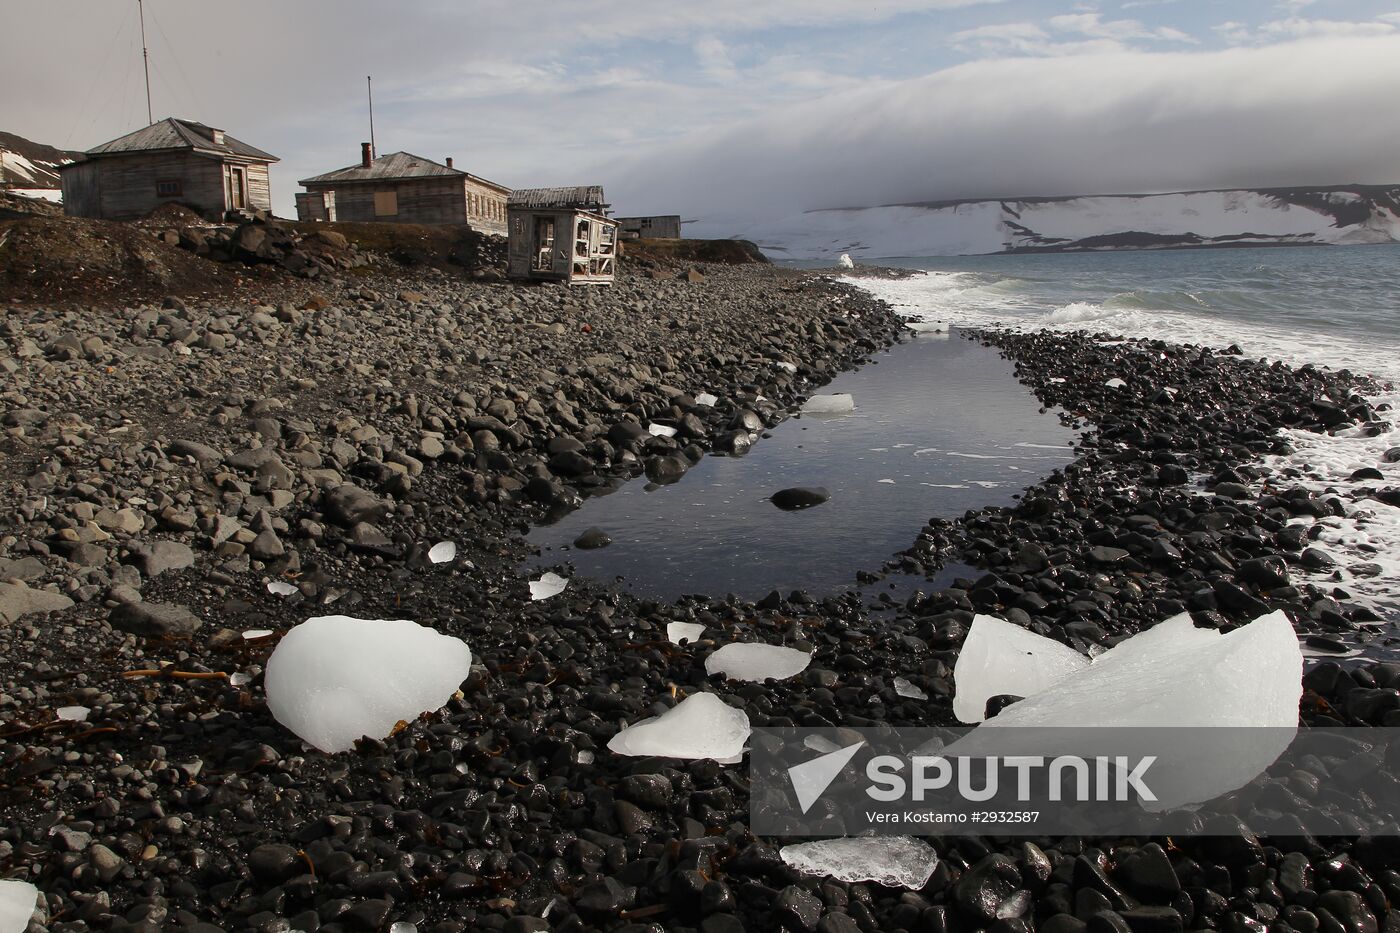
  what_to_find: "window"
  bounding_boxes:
[374,190,399,216]
[156,179,182,197]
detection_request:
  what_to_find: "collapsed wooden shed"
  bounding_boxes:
[59,118,277,221]
[506,186,619,285]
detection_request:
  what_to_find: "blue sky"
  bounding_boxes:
[7,1,1400,225]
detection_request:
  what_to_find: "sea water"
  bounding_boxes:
[846,243,1400,619]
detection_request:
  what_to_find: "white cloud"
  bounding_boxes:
[694,36,739,82]
[1258,17,1397,38]
[607,35,1400,221]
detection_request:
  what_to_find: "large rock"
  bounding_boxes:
[322,484,390,528]
[126,540,195,577]
[770,486,830,510]
[645,454,690,484]
[0,582,73,625]
[109,601,203,636]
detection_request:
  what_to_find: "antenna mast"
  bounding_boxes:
[138,0,153,125]
[367,75,376,159]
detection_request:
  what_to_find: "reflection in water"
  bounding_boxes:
[525,330,1077,601]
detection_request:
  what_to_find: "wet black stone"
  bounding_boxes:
[770,486,831,510]
[775,886,823,931]
[956,855,1023,923]
[574,527,612,549]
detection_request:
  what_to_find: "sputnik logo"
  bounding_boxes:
[788,741,866,813]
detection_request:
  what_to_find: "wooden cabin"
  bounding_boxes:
[297,145,508,233]
[507,186,619,285]
[615,215,682,239]
[59,118,277,221]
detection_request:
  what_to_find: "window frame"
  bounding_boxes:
[156,179,183,198]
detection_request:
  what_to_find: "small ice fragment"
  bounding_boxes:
[893,677,926,700]
[577,749,595,764]
[781,837,939,889]
[428,541,457,564]
[668,621,707,645]
[607,692,750,760]
[802,393,855,415]
[838,253,855,269]
[878,478,895,485]
[57,705,90,722]
[775,361,798,373]
[648,423,678,438]
[907,321,949,339]
[803,734,843,754]
[390,923,417,933]
[242,629,274,640]
[267,580,298,597]
[1048,377,1066,383]
[695,392,718,407]
[530,572,568,601]
[705,643,812,681]
[265,615,473,753]
[1105,377,1127,388]
[230,672,252,686]
[953,615,1090,723]
[0,879,39,933]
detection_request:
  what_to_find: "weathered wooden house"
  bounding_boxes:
[297,145,508,233]
[615,215,682,239]
[59,118,277,221]
[507,186,619,285]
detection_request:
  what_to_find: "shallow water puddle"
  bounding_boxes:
[525,330,1077,600]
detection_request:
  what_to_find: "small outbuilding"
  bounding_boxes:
[59,117,277,221]
[507,186,619,285]
[615,215,682,239]
[297,145,509,233]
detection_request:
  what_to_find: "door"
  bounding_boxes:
[227,166,246,210]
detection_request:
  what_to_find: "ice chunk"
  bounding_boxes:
[1105,377,1127,388]
[56,705,90,722]
[893,677,926,700]
[668,621,707,645]
[265,615,472,753]
[267,580,298,597]
[530,572,568,601]
[695,392,718,407]
[781,836,939,889]
[243,629,274,640]
[950,611,1302,810]
[230,672,252,687]
[775,361,798,373]
[608,692,750,761]
[428,541,457,564]
[0,879,39,933]
[390,923,417,933]
[802,393,855,415]
[577,749,595,764]
[838,253,855,269]
[953,615,1090,723]
[705,643,812,681]
[648,423,678,438]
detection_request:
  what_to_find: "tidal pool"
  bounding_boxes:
[526,329,1077,601]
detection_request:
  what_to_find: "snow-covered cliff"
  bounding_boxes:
[742,186,1400,260]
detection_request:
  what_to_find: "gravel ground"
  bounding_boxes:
[3,260,1400,933]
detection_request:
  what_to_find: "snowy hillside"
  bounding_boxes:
[0,131,80,192]
[742,186,1400,260]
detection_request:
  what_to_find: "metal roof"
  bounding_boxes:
[77,118,277,162]
[508,186,607,210]
[299,151,508,188]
